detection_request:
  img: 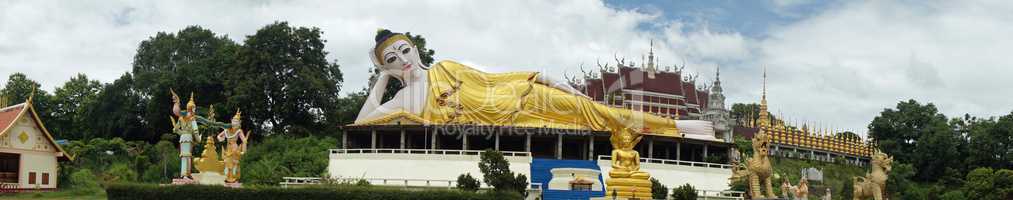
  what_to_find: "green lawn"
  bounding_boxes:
[0,189,106,200]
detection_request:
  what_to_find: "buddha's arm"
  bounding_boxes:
[355,73,391,123]
[632,152,641,170]
[534,74,590,99]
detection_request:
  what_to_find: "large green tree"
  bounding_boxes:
[132,26,239,141]
[51,74,103,140]
[953,113,1013,171]
[84,73,146,140]
[227,21,343,135]
[868,99,965,182]
[1,73,55,123]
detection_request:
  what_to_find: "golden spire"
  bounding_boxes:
[758,66,769,127]
[26,86,36,104]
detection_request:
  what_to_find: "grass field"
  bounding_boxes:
[0,189,106,200]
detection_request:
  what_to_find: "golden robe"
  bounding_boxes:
[422,61,680,137]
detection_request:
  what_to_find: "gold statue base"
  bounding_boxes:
[605,177,652,198]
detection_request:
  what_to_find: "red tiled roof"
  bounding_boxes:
[581,66,715,117]
[0,104,26,133]
[698,89,710,110]
[617,67,685,94]
[683,82,698,105]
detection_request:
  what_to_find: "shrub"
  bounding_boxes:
[457,173,480,192]
[105,183,523,200]
[670,183,697,200]
[478,150,528,195]
[995,169,1013,199]
[104,163,138,183]
[241,135,337,185]
[939,190,966,200]
[69,169,101,192]
[650,178,668,200]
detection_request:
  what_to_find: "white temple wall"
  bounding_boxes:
[328,152,531,188]
[15,150,58,189]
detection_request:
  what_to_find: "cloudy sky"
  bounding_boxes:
[2,0,1012,137]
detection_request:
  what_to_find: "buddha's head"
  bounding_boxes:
[371,29,426,83]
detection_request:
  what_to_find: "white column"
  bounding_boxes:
[495,132,501,151]
[525,133,532,152]
[676,141,682,160]
[431,128,438,150]
[341,131,348,149]
[462,132,468,150]
[647,136,655,158]
[400,128,406,149]
[371,130,377,149]
[556,134,563,159]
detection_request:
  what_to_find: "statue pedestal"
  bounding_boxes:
[192,172,227,185]
[224,182,243,188]
[604,177,652,198]
[171,178,197,185]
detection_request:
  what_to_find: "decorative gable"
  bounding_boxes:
[0,102,72,161]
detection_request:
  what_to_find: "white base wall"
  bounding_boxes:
[328,152,531,188]
[17,151,58,189]
[597,160,732,192]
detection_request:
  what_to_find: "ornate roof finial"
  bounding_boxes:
[716,65,721,82]
[26,86,36,104]
[758,65,769,127]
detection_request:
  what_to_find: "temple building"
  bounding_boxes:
[0,95,73,190]
[579,44,711,120]
[735,70,875,166]
[576,42,732,142]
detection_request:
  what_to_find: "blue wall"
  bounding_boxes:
[530,159,606,200]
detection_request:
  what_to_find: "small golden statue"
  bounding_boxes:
[794,177,809,200]
[193,135,225,174]
[605,128,652,198]
[217,110,250,183]
[852,150,892,200]
[730,129,776,198]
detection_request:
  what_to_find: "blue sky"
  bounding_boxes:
[605,0,840,38]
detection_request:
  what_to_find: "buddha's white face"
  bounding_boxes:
[376,39,424,82]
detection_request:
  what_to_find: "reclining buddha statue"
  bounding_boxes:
[356,29,687,198]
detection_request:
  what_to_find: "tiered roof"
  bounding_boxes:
[581,65,710,118]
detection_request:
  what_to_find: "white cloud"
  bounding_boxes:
[1,0,1012,137]
[736,0,1013,136]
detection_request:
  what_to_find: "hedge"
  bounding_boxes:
[106,183,523,200]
